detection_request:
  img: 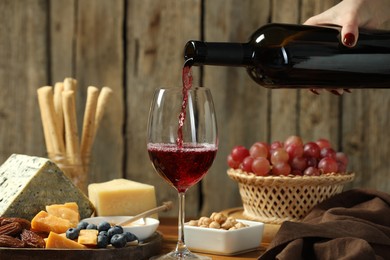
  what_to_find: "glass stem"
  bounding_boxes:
[175,192,188,255]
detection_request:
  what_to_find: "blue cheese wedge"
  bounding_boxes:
[0,154,94,220]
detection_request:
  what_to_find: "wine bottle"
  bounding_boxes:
[184,23,390,89]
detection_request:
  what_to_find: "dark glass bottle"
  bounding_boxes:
[184,23,390,89]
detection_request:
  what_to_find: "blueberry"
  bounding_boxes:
[110,234,127,248]
[97,234,110,248]
[99,230,108,237]
[114,225,124,233]
[107,226,123,238]
[66,228,80,240]
[77,221,89,230]
[97,221,111,232]
[123,232,138,242]
[86,223,98,230]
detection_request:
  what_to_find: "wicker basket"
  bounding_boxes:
[227,169,355,224]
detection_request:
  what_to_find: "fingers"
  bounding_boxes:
[305,14,359,48]
[303,0,361,48]
[310,89,321,95]
[309,89,351,95]
[328,89,343,95]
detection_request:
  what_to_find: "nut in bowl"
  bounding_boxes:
[82,216,159,241]
[184,213,264,255]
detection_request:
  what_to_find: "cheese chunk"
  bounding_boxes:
[46,202,80,226]
[78,229,98,246]
[0,154,95,220]
[31,210,73,234]
[46,232,86,249]
[88,178,157,217]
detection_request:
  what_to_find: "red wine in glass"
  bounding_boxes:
[147,58,216,259]
[147,143,217,193]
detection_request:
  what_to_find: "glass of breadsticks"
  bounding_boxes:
[37,77,112,193]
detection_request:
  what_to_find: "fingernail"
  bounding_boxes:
[310,89,320,95]
[343,33,355,47]
[330,90,341,96]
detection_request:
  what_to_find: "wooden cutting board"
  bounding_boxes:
[0,231,162,260]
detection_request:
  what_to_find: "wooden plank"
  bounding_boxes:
[49,0,75,83]
[202,0,271,216]
[125,0,201,217]
[342,90,390,192]
[297,91,340,144]
[74,0,124,184]
[269,0,300,141]
[0,0,48,163]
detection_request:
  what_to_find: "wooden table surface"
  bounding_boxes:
[157,217,279,259]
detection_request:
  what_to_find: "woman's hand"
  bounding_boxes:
[304,0,390,47]
[304,0,390,95]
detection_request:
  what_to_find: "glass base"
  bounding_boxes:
[150,248,211,260]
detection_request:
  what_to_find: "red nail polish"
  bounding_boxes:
[343,33,355,47]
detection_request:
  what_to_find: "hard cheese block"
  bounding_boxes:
[0,154,94,220]
[88,178,157,217]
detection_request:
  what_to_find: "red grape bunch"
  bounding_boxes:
[227,136,349,177]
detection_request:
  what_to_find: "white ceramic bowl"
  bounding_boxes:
[82,216,159,241]
[184,219,264,255]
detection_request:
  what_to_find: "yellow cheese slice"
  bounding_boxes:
[88,179,157,217]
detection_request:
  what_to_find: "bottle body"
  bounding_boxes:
[184,23,390,89]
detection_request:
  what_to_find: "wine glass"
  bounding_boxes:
[147,87,218,259]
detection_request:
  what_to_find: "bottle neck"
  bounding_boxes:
[184,41,253,66]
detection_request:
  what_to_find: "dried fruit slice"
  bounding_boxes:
[20,229,45,248]
[0,234,25,248]
[0,217,31,230]
[0,222,22,236]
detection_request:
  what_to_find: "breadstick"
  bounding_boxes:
[64,77,77,92]
[62,90,81,164]
[37,86,66,156]
[80,86,99,161]
[37,87,54,155]
[94,86,113,139]
[53,82,64,139]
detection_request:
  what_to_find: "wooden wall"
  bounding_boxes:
[0,0,389,218]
